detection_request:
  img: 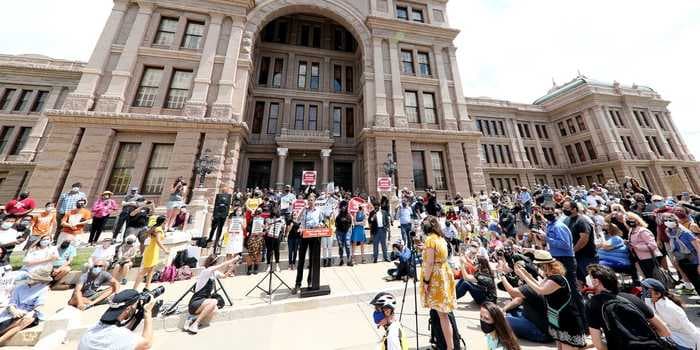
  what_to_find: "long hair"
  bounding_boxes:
[542,260,566,277]
[661,290,685,308]
[482,302,521,350]
[476,256,493,277]
[424,216,444,237]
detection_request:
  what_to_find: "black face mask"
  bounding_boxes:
[19,193,29,200]
[544,213,556,222]
[76,203,85,209]
[480,320,495,334]
[60,241,71,249]
[562,209,572,217]
[626,221,637,227]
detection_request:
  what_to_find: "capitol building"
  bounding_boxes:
[0,0,697,206]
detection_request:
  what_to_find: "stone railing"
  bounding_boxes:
[278,128,331,138]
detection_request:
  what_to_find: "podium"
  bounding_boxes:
[300,228,332,298]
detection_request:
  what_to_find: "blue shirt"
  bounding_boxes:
[57,191,87,214]
[546,220,575,257]
[54,245,77,268]
[518,191,532,204]
[0,282,48,322]
[301,207,325,230]
[398,247,411,264]
[668,228,698,264]
[396,206,413,225]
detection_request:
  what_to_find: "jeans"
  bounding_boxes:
[372,227,389,261]
[400,223,412,243]
[388,261,410,280]
[336,230,351,261]
[321,236,333,260]
[89,216,109,244]
[456,279,487,304]
[506,309,551,343]
[575,254,599,282]
[112,210,130,241]
[678,259,700,294]
[288,236,300,265]
[208,216,227,248]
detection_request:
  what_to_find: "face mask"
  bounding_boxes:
[19,193,29,200]
[653,201,664,209]
[76,203,85,209]
[39,240,50,248]
[665,221,677,229]
[585,275,595,288]
[60,241,70,249]
[71,187,80,192]
[626,221,637,227]
[126,240,135,245]
[373,310,385,324]
[1,223,12,230]
[544,213,556,222]
[480,320,495,334]
[562,209,572,217]
[91,267,102,275]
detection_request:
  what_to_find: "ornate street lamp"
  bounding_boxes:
[194,149,215,188]
[383,152,397,178]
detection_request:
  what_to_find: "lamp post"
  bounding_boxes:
[383,152,397,196]
[194,149,215,188]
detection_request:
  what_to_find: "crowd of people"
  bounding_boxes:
[0,175,699,349]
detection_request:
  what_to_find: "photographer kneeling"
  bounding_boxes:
[386,240,412,281]
[184,254,239,334]
[78,289,155,350]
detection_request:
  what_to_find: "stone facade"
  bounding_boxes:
[0,0,698,207]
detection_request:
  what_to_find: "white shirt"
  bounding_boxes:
[0,272,18,307]
[195,266,222,292]
[90,245,115,265]
[23,246,58,273]
[0,228,18,245]
[384,322,402,350]
[376,210,384,227]
[651,298,700,349]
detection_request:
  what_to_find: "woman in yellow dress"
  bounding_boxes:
[420,216,457,350]
[134,215,169,291]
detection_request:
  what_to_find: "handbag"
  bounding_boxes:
[546,276,571,329]
[651,256,676,290]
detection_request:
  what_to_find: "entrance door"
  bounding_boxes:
[292,161,314,191]
[247,160,272,189]
[333,161,353,192]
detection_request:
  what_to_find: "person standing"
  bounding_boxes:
[395,201,414,244]
[351,205,367,264]
[292,195,326,294]
[369,203,391,263]
[53,183,86,243]
[89,191,118,245]
[59,199,91,245]
[133,216,169,291]
[286,217,301,270]
[165,177,188,231]
[112,187,142,242]
[538,205,578,298]
[627,212,663,279]
[420,216,457,350]
[562,200,598,284]
[208,187,232,250]
[664,213,700,293]
[335,201,353,266]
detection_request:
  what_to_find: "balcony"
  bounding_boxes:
[275,128,334,150]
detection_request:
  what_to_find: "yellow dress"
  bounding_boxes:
[142,227,164,268]
[420,234,457,313]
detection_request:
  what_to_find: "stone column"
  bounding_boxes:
[447,47,471,130]
[276,147,288,189]
[26,126,82,205]
[220,134,242,189]
[63,0,129,111]
[185,13,224,118]
[462,141,487,193]
[321,148,332,186]
[159,132,201,205]
[447,142,469,195]
[591,106,624,160]
[394,140,412,190]
[372,37,390,127]
[211,21,244,119]
[96,3,154,112]
[281,97,292,129]
[388,39,406,127]
[433,45,457,130]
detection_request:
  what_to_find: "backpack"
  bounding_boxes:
[175,266,193,281]
[160,265,178,283]
[601,296,674,350]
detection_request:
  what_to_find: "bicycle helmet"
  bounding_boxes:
[370,293,397,310]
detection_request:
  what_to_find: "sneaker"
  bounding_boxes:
[275,264,280,272]
[183,316,195,331]
[187,322,200,334]
[347,261,354,267]
[266,265,271,272]
[339,260,345,266]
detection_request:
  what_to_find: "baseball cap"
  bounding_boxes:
[641,278,667,293]
[100,289,140,324]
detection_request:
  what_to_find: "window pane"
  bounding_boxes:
[107,143,141,195]
[423,92,436,124]
[154,18,178,45]
[9,127,31,155]
[401,50,414,74]
[252,101,264,134]
[412,9,424,22]
[396,6,409,20]
[310,62,320,90]
[0,127,15,154]
[258,57,271,85]
[14,90,32,111]
[297,62,307,88]
[308,105,318,130]
[404,91,419,123]
[165,70,193,109]
[267,103,279,134]
[575,142,586,162]
[417,52,431,76]
[566,145,576,163]
[332,107,342,137]
[30,91,49,112]
[134,68,163,107]
[294,105,305,129]
[412,151,426,190]
[312,26,321,48]
[345,66,353,93]
[272,58,284,88]
[300,25,310,46]
[143,144,173,195]
[183,21,205,49]
[0,89,16,110]
[431,152,446,190]
[346,107,354,138]
[333,65,342,92]
[584,140,597,160]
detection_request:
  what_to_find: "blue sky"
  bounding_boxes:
[1,0,698,158]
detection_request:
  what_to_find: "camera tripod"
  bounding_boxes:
[398,231,420,350]
[245,264,292,304]
[162,277,233,316]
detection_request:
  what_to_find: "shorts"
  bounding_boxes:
[188,298,206,315]
[167,201,184,210]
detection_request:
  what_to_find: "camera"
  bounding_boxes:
[127,286,165,330]
[139,285,165,305]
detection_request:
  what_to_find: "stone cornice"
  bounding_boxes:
[366,16,460,41]
[0,54,85,73]
[358,126,481,142]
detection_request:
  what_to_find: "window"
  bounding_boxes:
[655,113,666,130]
[30,91,49,112]
[333,65,342,92]
[609,109,620,127]
[423,92,436,124]
[345,67,353,93]
[107,143,141,195]
[481,144,490,163]
[524,124,531,138]
[134,68,163,107]
[417,52,430,76]
[0,89,16,110]
[640,111,650,128]
[332,107,342,137]
[558,122,567,136]
[182,21,205,49]
[334,28,343,50]
[548,148,557,165]
[294,104,304,130]
[535,125,543,139]
[489,145,497,164]
[477,120,483,134]
[505,145,513,163]
[346,108,354,138]
[142,144,173,194]
[498,121,505,136]
[565,145,576,163]
[584,140,597,160]
[0,127,15,154]
[258,57,271,85]
[310,62,320,90]
[400,50,414,74]
[543,147,551,165]
[312,26,321,48]
[165,70,193,109]
[566,119,576,134]
[272,58,284,88]
[8,127,31,155]
[540,125,549,138]
[667,138,677,157]
[297,61,307,88]
[412,151,427,189]
[404,91,419,123]
[267,103,279,134]
[396,6,409,20]
[575,142,586,162]
[252,101,265,134]
[300,25,310,47]
[497,145,505,164]
[308,105,318,130]
[154,17,178,46]
[431,152,446,190]
[412,9,424,22]
[262,19,288,43]
[530,147,539,165]
[575,115,586,131]
[651,136,664,156]
[13,90,32,111]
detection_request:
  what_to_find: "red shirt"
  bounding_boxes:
[654,207,673,242]
[4,198,36,216]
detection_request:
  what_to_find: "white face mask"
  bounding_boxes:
[1,223,12,230]
[585,275,595,288]
[71,187,80,192]
[665,221,678,229]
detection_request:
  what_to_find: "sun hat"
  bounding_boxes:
[532,250,556,264]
